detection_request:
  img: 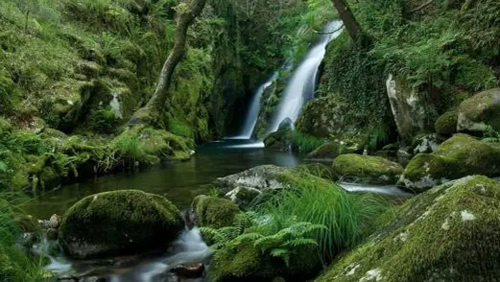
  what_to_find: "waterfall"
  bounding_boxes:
[268,21,343,133]
[232,72,279,140]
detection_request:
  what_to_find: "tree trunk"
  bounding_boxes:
[128,0,207,127]
[332,0,363,43]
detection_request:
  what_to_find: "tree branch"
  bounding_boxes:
[313,24,344,35]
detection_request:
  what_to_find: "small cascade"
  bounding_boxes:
[39,226,211,282]
[268,21,343,133]
[232,72,279,140]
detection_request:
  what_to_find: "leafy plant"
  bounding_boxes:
[482,126,500,143]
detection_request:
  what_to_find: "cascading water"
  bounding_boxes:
[268,21,343,133]
[236,72,279,139]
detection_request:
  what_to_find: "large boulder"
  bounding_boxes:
[398,134,500,192]
[59,190,184,259]
[295,96,347,138]
[214,165,289,193]
[412,133,439,154]
[332,154,404,185]
[315,175,500,282]
[191,196,241,228]
[386,74,432,142]
[457,88,500,134]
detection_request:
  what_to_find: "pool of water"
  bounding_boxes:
[24,139,300,219]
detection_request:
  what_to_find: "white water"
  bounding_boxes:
[230,72,279,140]
[268,21,343,133]
[339,182,413,197]
[41,228,210,282]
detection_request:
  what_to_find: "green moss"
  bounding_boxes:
[59,190,184,259]
[435,110,458,137]
[458,88,500,133]
[192,195,241,229]
[208,241,283,282]
[400,134,500,191]
[332,154,404,185]
[307,142,355,160]
[315,175,500,282]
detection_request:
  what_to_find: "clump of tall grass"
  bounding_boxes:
[259,173,391,263]
[286,131,326,154]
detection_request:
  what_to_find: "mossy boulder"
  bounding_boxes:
[332,154,404,185]
[435,110,458,137]
[457,88,500,134]
[191,195,241,228]
[398,134,500,192]
[208,241,283,282]
[306,142,355,161]
[315,175,500,282]
[263,129,294,152]
[58,190,184,259]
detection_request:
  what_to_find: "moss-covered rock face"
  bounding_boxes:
[59,190,184,259]
[398,134,500,192]
[191,195,241,228]
[263,129,293,152]
[435,110,458,137]
[296,96,348,138]
[224,187,262,210]
[457,88,500,134]
[306,142,356,161]
[332,154,404,185]
[315,175,500,282]
[208,241,284,282]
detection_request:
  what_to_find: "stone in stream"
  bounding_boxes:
[332,154,404,185]
[457,88,500,134]
[398,134,500,192]
[169,263,205,278]
[191,195,241,228]
[314,175,500,282]
[213,165,289,193]
[58,190,184,259]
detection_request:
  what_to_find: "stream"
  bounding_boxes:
[24,139,300,219]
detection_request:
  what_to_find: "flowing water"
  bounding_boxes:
[268,21,343,133]
[233,72,279,139]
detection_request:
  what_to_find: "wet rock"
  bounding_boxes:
[457,88,500,134]
[332,154,404,185]
[214,165,289,193]
[263,129,295,152]
[278,117,293,131]
[192,196,241,228]
[47,228,58,241]
[315,175,500,282]
[59,190,184,259]
[398,134,500,192]
[49,214,62,229]
[170,263,205,278]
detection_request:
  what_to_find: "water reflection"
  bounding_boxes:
[24,140,300,219]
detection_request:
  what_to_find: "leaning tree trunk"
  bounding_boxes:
[332,0,363,43]
[128,0,207,127]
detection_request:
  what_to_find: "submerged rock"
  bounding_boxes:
[191,196,241,228]
[59,190,184,259]
[332,154,404,185]
[398,134,500,192]
[315,175,500,282]
[457,88,500,134]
